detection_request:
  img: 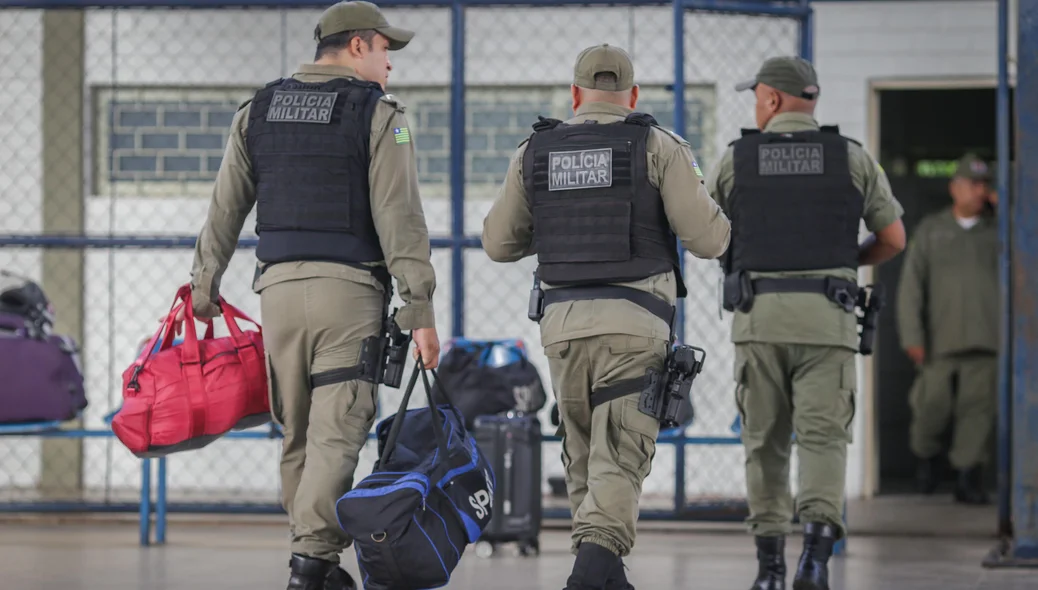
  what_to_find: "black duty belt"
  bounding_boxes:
[259,260,391,291]
[542,285,676,327]
[751,277,858,312]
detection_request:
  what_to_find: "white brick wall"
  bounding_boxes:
[0,0,1002,509]
[813,0,998,144]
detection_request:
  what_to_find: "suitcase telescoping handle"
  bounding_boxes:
[381,356,463,466]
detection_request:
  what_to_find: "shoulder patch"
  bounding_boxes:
[379,93,406,112]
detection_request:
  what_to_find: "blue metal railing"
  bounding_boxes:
[0,0,813,543]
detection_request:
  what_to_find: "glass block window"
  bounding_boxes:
[93,88,254,197]
[92,85,713,198]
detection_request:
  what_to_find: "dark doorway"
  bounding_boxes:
[874,85,1013,494]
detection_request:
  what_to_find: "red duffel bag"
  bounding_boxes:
[112,285,271,458]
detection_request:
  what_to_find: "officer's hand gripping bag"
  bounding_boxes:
[112,285,270,458]
[335,360,496,590]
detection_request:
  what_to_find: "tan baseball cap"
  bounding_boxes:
[735,56,819,100]
[573,44,635,91]
[314,1,414,51]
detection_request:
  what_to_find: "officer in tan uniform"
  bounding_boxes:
[707,57,906,590]
[482,44,731,590]
[177,2,440,588]
[897,154,999,505]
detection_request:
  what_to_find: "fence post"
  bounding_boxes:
[450,0,466,338]
[798,0,813,61]
[1009,0,1038,564]
[672,0,686,349]
[39,8,86,497]
[996,0,1014,543]
[672,0,688,517]
[986,0,1038,568]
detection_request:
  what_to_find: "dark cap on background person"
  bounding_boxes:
[953,153,994,184]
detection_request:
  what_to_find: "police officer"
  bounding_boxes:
[706,57,906,590]
[177,2,440,588]
[482,44,731,590]
[897,153,998,505]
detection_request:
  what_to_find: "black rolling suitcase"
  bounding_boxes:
[472,412,542,557]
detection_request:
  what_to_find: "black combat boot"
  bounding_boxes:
[954,466,990,505]
[286,554,337,590]
[792,523,836,590]
[605,557,635,590]
[564,542,617,590]
[324,565,357,590]
[749,535,786,590]
[916,455,943,495]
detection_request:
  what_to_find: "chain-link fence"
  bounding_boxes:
[0,1,808,519]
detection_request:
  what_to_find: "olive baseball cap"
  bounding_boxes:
[735,56,820,100]
[573,44,635,91]
[314,1,414,51]
[954,153,993,183]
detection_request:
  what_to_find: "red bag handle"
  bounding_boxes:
[133,294,213,365]
[178,285,261,365]
[216,297,261,344]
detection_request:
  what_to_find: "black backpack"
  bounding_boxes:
[434,339,547,428]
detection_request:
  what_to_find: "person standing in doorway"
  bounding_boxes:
[897,153,999,506]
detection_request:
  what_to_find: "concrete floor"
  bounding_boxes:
[1,519,1037,590]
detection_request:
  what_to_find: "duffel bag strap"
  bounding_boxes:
[178,289,210,439]
[381,356,451,466]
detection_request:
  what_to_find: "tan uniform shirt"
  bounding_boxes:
[482,101,732,346]
[896,207,999,357]
[705,112,904,350]
[189,63,436,330]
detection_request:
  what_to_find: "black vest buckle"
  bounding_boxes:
[532,116,563,132]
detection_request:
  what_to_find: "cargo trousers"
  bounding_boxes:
[259,274,384,563]
[544,334,667,557]
[734,342,856,539]
[909,352,997,470]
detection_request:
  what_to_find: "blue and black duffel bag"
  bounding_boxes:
[335,359,496,590]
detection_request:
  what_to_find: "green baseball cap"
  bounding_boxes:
[573,44,635,91]
[954,153,993,183]
[735,56,820,100]
[314,1,414,51]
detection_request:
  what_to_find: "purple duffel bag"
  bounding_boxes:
[0,311,87,424]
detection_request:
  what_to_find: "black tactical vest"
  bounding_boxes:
[246,77,385,265]
[725,125,864,273]
[521,113,684,296]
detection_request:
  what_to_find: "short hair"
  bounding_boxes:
[593,72,619,85]
[314,29,377,61]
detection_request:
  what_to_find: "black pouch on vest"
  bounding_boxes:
[722,271,755,313]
